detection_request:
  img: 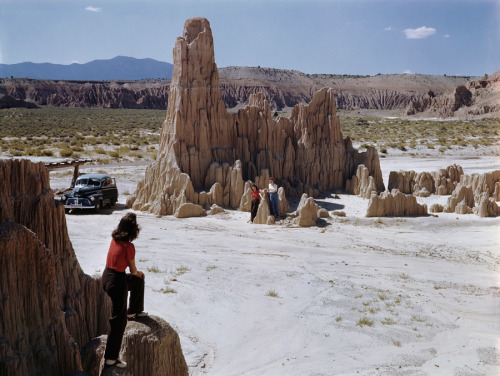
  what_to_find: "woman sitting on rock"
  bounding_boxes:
[250,184,261,223]
[102,212,148,369]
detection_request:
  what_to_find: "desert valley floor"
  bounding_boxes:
[45,147,500,376]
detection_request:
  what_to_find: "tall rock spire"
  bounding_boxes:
[128,17,384,216]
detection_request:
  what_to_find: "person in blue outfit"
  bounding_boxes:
[266,177,279,218]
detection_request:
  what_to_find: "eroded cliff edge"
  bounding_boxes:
[0,159,188,375]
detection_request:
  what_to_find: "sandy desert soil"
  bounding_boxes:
[42,145,500,376]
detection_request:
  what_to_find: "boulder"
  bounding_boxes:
[318,208,330,218]
[128,17,383,216]
[294,195,319,227]
[332,210,346,217]
[174,203,206,218]
[366,189,428,217]
[207,204,225,215]
[429,203,444,213]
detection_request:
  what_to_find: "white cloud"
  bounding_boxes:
[85,6,102,12]
[403,70,413,74]
[384,26,393,31]
[444,34,451,38]
[403,26,436,39]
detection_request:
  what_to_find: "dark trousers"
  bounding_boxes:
[250,198,260,222]
[102,268,145,360]
[269,193,279,217]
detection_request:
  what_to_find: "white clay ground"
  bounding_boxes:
[46,148,500,376]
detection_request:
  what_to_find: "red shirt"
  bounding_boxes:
[106,239,135,272]
[251,189,260,199]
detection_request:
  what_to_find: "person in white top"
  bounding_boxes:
[265,177,279,218]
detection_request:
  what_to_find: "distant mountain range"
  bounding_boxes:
[0,56,173,80]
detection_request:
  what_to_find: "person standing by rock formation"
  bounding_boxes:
[102,212,148,369]
[250,184,261,223]
[266,178,280,219]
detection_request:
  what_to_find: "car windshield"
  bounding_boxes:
[75,178,101,187]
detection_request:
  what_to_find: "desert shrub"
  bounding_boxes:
[266,290,279,298]
[108,151,120,159]
[25,147,37,156]
[59,148,73,158]
[356,317,374,327]
[42,149,53,156]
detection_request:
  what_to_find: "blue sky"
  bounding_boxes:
[0,0,499,75]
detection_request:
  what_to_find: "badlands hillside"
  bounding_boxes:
[407,71,500,118]
[0,68,472,112]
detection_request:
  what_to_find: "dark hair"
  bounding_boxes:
[269,177,275,182]
[112,213,140,242]
[251,184,258,190]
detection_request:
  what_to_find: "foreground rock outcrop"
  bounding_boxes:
[0,159,109,375]
[127,17,384,216]
[0,159,187,375]
[82,317,188,376]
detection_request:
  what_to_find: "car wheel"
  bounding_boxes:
[95,200,104,213]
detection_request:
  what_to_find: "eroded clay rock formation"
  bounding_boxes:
[387,164,463,197]
[434,164,464,195]
[127,17,384,216]
[0,159,188,375]
[346,164,378,198]
[253,194,272,225]
[1,69,469,111]
[444,170,500,216]
[475,193,500,217]
[0,159,109,375]
[0,222,81,375]
[366,189,428,217]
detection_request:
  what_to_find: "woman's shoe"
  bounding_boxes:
[127,311,149,319]
[104,359,127,368]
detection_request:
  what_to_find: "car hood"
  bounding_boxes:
[68,186,100,197]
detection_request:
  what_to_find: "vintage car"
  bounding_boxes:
[62,173,118,212]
